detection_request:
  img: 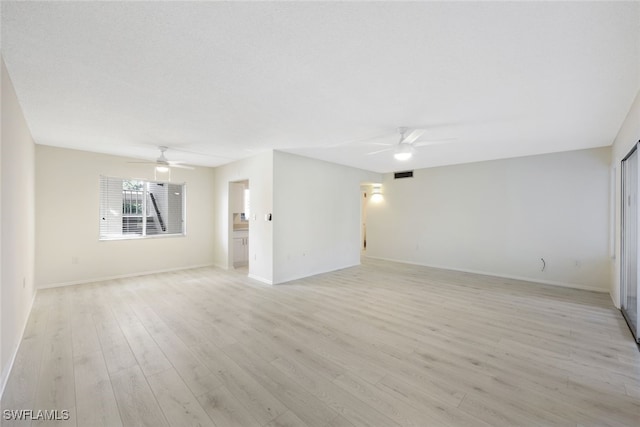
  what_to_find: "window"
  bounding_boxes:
[244,188,250,219]
[100,176,186,240]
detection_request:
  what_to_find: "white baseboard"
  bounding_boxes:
[213,262,230,270]
[610,292,620,308]
[37,263,215,289]
[248,274,273,285]
[0,291,37,400]
[364,255,609,293]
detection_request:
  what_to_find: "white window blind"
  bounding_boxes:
[99,176,186,240]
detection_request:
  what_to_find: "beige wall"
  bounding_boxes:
[35,145,215,287]
[1,58,36,393]
[611,89,640,307]
[273,151,381,284]
[367,147,612,292]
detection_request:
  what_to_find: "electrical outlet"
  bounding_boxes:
[22,277,26,288]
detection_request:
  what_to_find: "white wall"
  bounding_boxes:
[367,147,612,292]
[611,89,640,307]
[35,145,215,287]
[273,151,381,284]
[212,151,273,284]
[1,58,36,394]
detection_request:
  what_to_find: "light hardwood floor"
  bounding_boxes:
[2,259,639,426]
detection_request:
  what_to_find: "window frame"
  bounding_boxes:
[99,175,187,241]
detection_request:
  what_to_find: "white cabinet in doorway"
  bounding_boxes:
[233,230,249,267]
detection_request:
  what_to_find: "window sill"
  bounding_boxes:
[99,233,186,242]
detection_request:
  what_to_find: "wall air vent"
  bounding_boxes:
[394,171,414,179]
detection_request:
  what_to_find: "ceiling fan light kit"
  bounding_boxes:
[394,143,414,161]
[154,165,171,181]
[127,146,194,181]
[362,126,454,162]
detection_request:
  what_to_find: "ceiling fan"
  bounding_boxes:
[365,127,456,161]
[128,146,194,171]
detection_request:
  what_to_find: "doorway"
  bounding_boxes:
[621,143,639,344]
[360,183,382,257]
[229,180,250,272]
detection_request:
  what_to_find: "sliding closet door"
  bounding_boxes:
[621,143,639,343]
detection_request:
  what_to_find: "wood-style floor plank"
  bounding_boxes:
[146,368,215,427]
[197,386,262,427]
[191,341,288,425]
[110,366,169,427]
[2,260,639,426]
[32,289,77,427]
[223,343,338,427]
[73,350,122,427]
[265,410,311,427]
[93,309,138,376]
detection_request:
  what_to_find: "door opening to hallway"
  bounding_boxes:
[229,180,250,273]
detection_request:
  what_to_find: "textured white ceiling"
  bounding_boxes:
[2,1,639,173]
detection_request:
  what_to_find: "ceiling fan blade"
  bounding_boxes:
[169,164,195,170]
[127,161,157,165]
[169,147,235,160]
[403,129,426,144]
[365,147,393,156]
[414,137,457,147]
[325,131,395,148]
